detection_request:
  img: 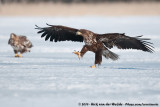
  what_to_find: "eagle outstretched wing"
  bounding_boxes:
[35,24,83,42]
[98,33,154,53]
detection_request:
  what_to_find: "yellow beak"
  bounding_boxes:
[76,31,82,35]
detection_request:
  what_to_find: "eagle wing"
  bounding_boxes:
[8,38,11,44]
[98,33,154,53]
[19,36,33,48]
[35,24,83,42]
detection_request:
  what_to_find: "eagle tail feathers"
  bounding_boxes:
[102,49,119,61]
[29,43,33,48]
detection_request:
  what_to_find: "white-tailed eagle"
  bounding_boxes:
[8,33,33,57]
[36,24,154,68]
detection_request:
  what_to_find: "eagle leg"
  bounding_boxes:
[15,54,19,57]
[18,53,23,58]
[91,64,96,68]
[73,46,89,59]
[94,51,102,68]
[80,45,88,57]
[14,50,19,57]
[73,50,81,59]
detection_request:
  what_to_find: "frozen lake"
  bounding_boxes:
[0,16,160,107]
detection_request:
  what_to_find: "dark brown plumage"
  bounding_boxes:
[36,24,83,42]
[36,24,154,68]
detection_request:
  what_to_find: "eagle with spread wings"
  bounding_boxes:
[36,24,154,68]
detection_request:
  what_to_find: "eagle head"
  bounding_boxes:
[76,31,82,36]
[10,33,17,39]
[76,29,93,37]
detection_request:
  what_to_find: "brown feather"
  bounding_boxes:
[35,24,83,42]
[95,51,102,65]
[98,33,154,53]
[36,24,154,67]
[8,33,33,54]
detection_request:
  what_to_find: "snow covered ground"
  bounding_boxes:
[0,16,160,107]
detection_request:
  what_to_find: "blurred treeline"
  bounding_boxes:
[1,0,160,3]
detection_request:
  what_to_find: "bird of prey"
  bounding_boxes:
[8,33,33,57]
[35,24,154,68]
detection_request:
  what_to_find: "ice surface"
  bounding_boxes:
[0,16,160,107]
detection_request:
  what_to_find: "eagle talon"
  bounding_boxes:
[91,64,96,68]
[73,50,81,59]
[15,54,19,57]
[18,54,23,58]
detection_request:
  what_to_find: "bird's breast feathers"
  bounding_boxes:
[11,45,24,51]
[84,34,97,46]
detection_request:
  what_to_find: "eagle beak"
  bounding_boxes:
[76,31,82,35]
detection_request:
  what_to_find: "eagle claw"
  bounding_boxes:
[14,54,23,58]
[90,64,96,68]
[15,54,19,57]
[18,54,23,58]
[73,50,81,59]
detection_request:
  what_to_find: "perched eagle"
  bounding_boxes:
[36,24,154,68]
[8,33,33,57]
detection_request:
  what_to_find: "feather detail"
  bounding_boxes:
[98,33,154,53]
[35,24,83,42]
[8,33,33,54]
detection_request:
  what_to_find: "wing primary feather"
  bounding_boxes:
[36,24,83,42]
[49,30,55,42]
[46,23,53,26]
[144,45,154,53]
[136,37,151,40]
[38,30,44,34]
[35,25,43,29]
[99,33,154,53]
[142,42,154,48]
[141,38,151,40]
[142,41,153,44]
[136,35,143,38]
[45,29,54,41]
[45,34,51,41]
[41,32,47,37]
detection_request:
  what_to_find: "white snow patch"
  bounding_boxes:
[0,16,160,107]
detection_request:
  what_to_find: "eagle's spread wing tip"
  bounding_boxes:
[136,35,143,38]
[36,24,83,42]
[46,23,52,26]
[100,33,154,53]
[35,25,42,29]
